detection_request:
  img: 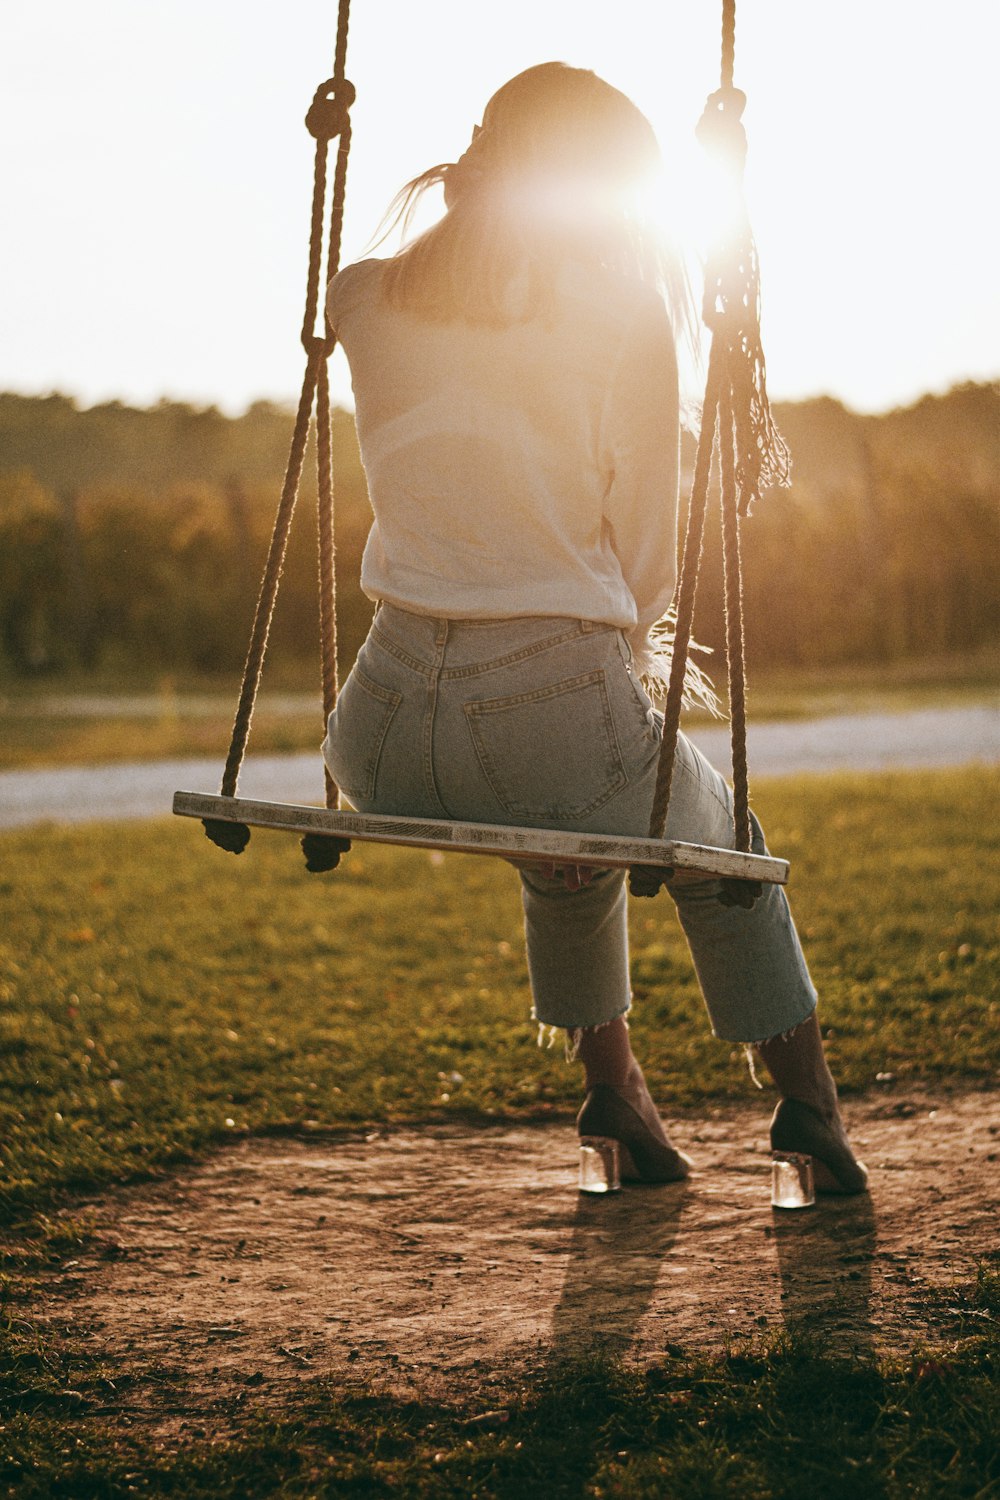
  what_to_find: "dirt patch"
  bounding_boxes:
[30,1089,999,1429]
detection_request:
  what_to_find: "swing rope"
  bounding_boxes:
[202,0,355,867]
[202,0,788,895]
[629,0,790,905]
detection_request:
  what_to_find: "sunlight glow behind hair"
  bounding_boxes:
[1,1,997,414]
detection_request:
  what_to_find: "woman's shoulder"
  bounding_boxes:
[326,258,388,329]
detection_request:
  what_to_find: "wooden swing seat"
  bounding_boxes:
[175,3,793,902]
[173,790,789,885]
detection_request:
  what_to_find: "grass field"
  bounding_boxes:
[1,768,997,1221]
[1,766,997,1496]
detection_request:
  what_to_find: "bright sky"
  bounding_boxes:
[2,1,997,417]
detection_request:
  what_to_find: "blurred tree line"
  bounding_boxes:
[0,395,373,680]
[0,382,997,683]
[690,382,1000,670]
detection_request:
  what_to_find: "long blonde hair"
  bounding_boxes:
[379,63,696,345]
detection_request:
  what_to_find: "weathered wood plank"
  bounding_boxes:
[173,791,789,885]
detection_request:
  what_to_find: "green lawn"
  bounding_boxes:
[1,767,997,1224]
[1,767,997,1496]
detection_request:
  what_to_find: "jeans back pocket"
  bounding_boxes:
[323,668,402,805]
[464,670,627,824]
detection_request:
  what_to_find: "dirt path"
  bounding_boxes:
[32,1087,998,1429]
[2,705,998,828]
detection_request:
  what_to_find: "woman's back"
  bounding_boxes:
[329,255,679,647]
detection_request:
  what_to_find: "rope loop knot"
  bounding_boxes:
[305,77,356,141]
[202,817,251,855]
[301,832,351,872]
[303,331,337,359]
[696,86,748,173]
[628,865,674,899]
[627,865,762,908]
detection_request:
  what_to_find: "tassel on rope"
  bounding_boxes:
[696,86,790,517]
[629,1,791,906]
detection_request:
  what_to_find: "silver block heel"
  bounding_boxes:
[578,1136,622,1193]
[770,1150,815,1208]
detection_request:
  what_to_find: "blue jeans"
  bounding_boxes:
[323,605,817,1042]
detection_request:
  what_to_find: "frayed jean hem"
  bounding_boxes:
[535,1004,631,1062]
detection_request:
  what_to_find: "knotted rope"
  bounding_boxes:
[203,0,355,870]
[629,0,790,906]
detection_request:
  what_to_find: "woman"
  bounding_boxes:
[324,63,866,1193]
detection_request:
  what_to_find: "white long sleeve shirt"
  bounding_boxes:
[326,257,679,678]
